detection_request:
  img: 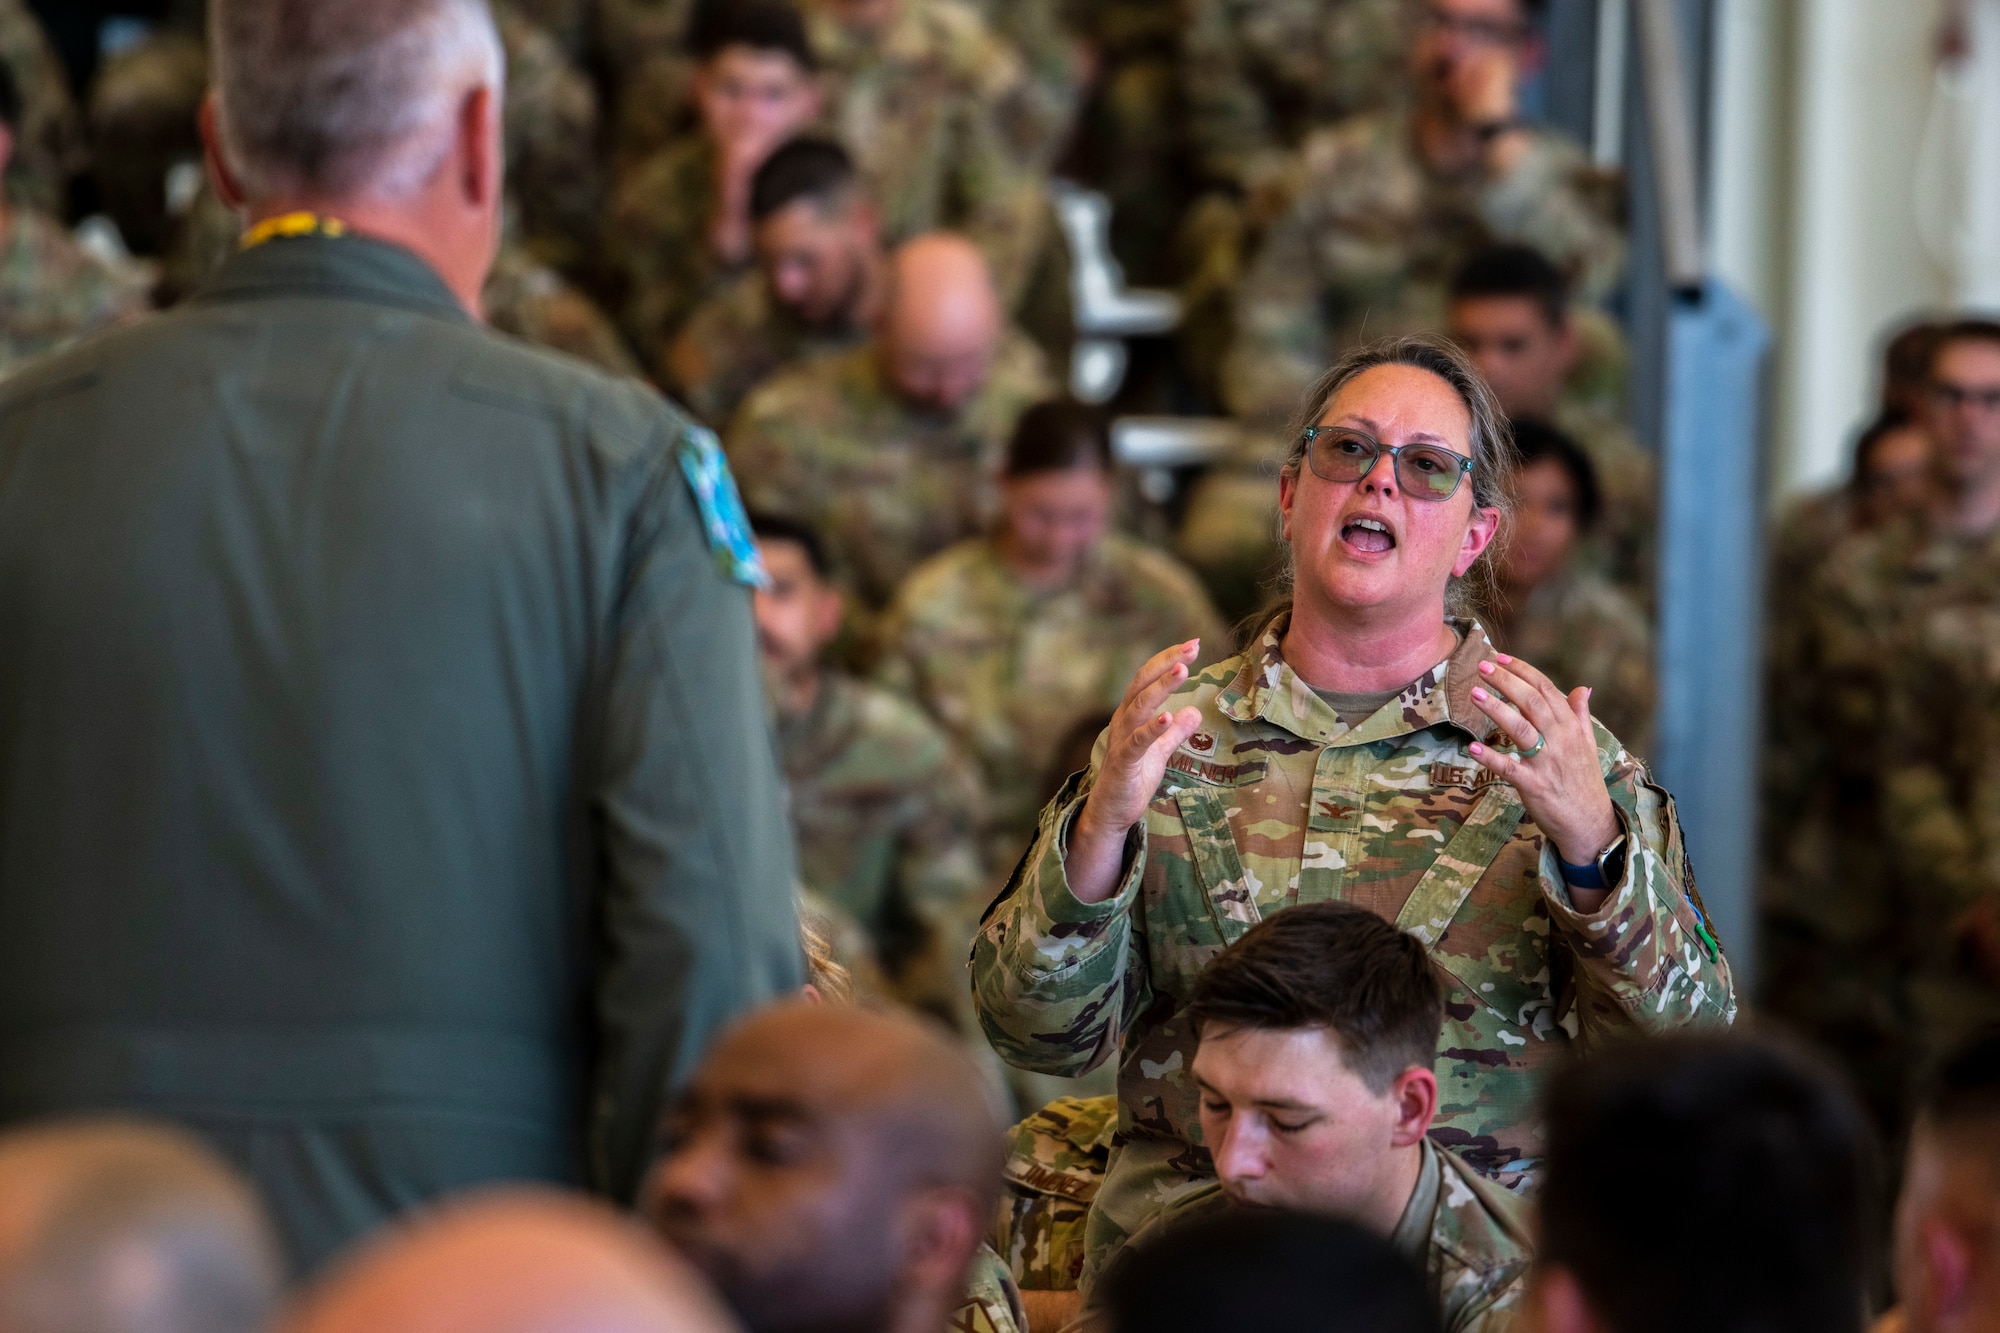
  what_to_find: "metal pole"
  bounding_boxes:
[1632,0,1707,293]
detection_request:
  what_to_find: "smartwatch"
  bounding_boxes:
[1560,835,1628,892]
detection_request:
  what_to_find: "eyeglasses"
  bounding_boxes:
[1930,382,2000,414]
[1301,427,1475,501]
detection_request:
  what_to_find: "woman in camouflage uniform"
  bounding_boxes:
[971,334,1736,1294]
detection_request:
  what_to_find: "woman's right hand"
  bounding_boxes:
[1065,640,1206,904]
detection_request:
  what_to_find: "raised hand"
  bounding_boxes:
[1064,640,1206,904]
[1467,654,1622,907]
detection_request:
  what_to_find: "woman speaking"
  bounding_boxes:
[971,335,1736,1290]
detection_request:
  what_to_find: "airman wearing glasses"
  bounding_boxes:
[972,335,1737,1296]
[1221,0,1626,429]
[1770,320,2000,1142]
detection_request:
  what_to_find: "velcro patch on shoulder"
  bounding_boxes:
[676,424,766,588]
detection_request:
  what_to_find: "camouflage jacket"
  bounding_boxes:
[0,209,149,379]
[991,1094,1119,1291]
[805,0,1050,305]
[1091,1138,1531,1333]
[961,0,1089,168]
[1553,401,1658,607]
[1224,108,1626,426]
[1180,0,1407,189]
[603,135,743,362]
[0,0,84,215]
[972,617,1734,1283]
[484,245,642,378]
[1490,566,1655,758]
[951,1243,1029,1333]
[776,670,988,983]
[726,332,1053,610]
[877,534,1229,868]
[665,271,871,429]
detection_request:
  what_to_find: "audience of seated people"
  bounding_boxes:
[876,398,1227,868]
[605,3,823,366]
[749,510,987,1012]
[12,3,2000,1333]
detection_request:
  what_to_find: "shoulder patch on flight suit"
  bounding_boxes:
[676,424,766,588]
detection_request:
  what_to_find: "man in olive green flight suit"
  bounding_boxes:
[0,0,801,1273]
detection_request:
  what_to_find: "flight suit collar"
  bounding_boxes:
[1216,612,1503,747]
[192,233,472,325]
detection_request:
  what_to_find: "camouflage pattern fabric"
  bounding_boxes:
[603,135,741,364]
[962,0,1089,167]
[990,1094,1118,1292]
[972,616,1735,1290]
[1764,514,2000,1134]
[1491,567,1655,757]
[876,534,1230,870]
[775,669,988,997]
[804,0,1052,307]
[1553,402,1658,608]
[725,331,1054,610]
[1181,0,1407,191]
[665,271,871,429]
[1224,108,1626,426]
[597,0,700,169]
[0,210,150,378]
[497,2,606,273]
[949,1243,1030,1333]
[1086,1139,1531,1333]
[0,0,84,217]
[484,245,642,377]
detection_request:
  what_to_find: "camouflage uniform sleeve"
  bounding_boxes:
[971,766,1152,1076]
[1542,726,1737,1037]
[1449,1276,1527,1333]
[1481,136,1627,306]
[950,1244,1031,1333]
[722,381,810,517]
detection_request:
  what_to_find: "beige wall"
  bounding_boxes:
[1709,0,1970,502]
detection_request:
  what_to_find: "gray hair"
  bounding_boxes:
[1269,333,1518,624]
[0,1120,284,1333]
[210,0,505,200]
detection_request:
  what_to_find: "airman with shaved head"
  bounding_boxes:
[727,232,1052,613]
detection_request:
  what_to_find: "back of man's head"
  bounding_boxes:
[1448,244,1570,327]
[0,1120,284,1333]
[880,234,1003,412]
[1103,1208,1439,1333]
[209,0,504,200]
[1537,1033,1873,1333]
[1896,1028,2000,1333]
[1184,901,1442,1092]
[751,138,861,227]
[286,1189,740,1333]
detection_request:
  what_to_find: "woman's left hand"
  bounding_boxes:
[1467,653,1622,882]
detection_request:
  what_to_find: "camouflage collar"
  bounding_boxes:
[1215,613,1502,747]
